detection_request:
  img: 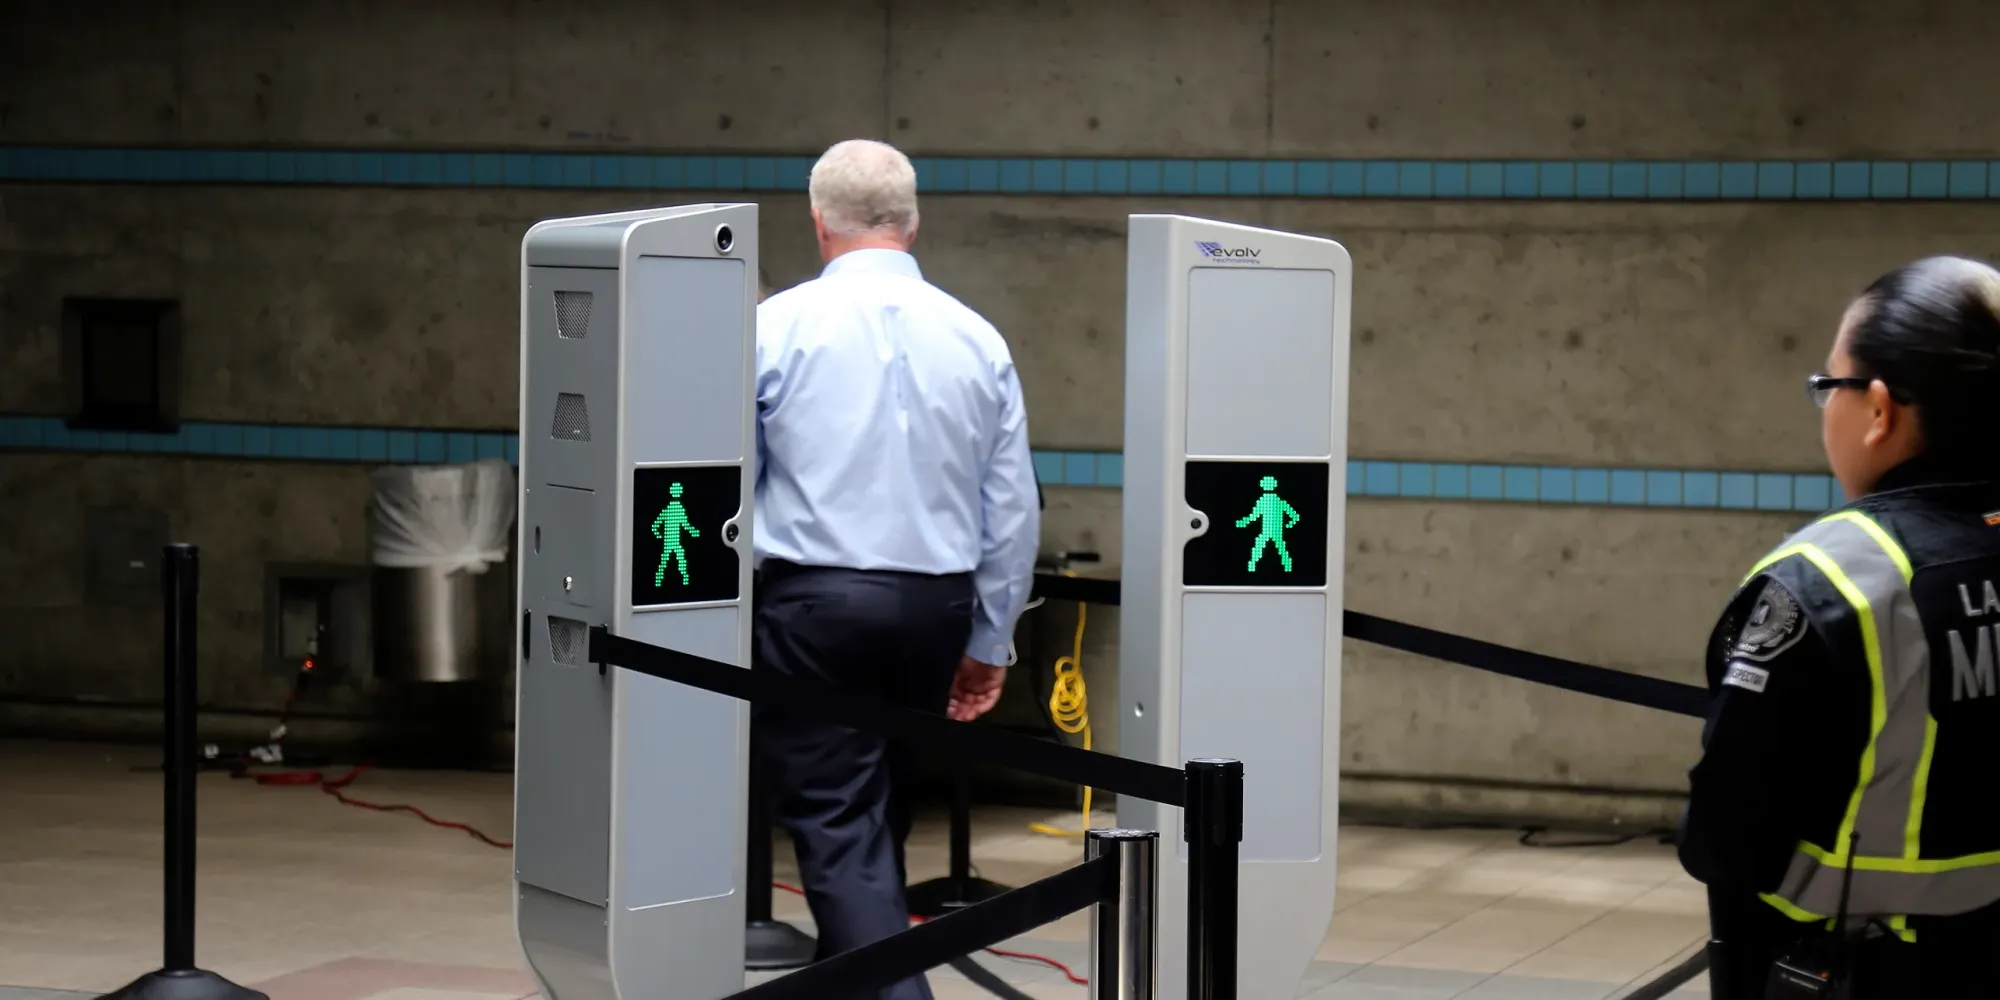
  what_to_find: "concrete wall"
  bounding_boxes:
[7,0,2000,823]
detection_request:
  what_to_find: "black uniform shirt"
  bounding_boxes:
[1675,457,1991,893]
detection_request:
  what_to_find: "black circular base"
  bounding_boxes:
[745,919,817,970]
[903,876,1012,918]
[100,969,268,1000]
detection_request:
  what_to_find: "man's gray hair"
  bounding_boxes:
[809,139,919,238]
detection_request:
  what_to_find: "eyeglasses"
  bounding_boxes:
[1805,373,1872,408]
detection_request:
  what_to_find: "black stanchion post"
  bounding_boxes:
[102,545,267,1000]
[1184,759,1242,1000]
[905,771,1011,917]
[745,741,815,969]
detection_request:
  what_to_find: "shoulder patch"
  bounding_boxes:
[1731,579,1809,664]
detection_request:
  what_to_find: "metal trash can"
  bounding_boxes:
[370,459,516,683]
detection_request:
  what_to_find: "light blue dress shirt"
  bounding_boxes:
[754,249,1040,663]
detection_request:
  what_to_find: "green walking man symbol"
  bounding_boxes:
[1236,475,1301,572]
[649,482,699,586]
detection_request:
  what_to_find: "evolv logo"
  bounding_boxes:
[1194,240,1262,264]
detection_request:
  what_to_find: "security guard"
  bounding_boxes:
[1680,256,2000,996]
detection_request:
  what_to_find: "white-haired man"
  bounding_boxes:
[751,139,1039,1000]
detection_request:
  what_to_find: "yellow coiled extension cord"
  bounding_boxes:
[1028,600,1092,838]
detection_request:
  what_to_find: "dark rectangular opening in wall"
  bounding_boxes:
[263,563,373,682]
[63,297,181,432]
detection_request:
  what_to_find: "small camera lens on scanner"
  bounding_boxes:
[715,225,734,253]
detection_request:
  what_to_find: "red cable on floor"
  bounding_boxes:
[772,880,1087,985]
[239,762,514,849]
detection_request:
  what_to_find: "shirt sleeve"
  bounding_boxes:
[1678,576,1837,892]
[966,361,1040,664]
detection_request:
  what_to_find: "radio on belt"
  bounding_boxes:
[513,205,757,1000]
[1117,215,1352,1000]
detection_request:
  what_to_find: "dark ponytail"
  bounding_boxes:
[1846,255,2000,464]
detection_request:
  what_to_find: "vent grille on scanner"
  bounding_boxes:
[547,616,587,667]
[552,393,591,441]
[553,291,592,339]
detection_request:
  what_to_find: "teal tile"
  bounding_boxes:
[1502,466,1537,500]
[1295,161,1329,196]
[653,156,685,189]
[358,429,389,462]
[1949,161,1988,199]
[745,157,778,190]
[967,158,1001,192]
[1794,475,1833,511]
[1647,162,1683,198]
[1126,160,1161,194]
[1467,163,1504,197]
[1538,162,1574,197]
[1261,161,1295,196]
[1432,464,1468,498]
[1031,159,1063,193]
[475,433,505,460]
[416,432,447,463]
[328,429,360,460]
[1538,467,1574,502]
[1684,162,1721,198]
[1468,464,1503,499]
[1364,161,1398,196]
[1720,163,1757,198]
[714,156,747,189]
[1575,162,1611,197]
[1682,471,1719,507]
[383,152,412,184]
[1756,161,1794,198]
[1720,473,1756,509]
[1432,162,1468,197]
[1794,162,1832,199]
[1096,453,1123,488]
[683,156,715,189]
[1033,450,1062,485]
[504,436,520,465]
[1160,159,1195,193]
[930,158,966,192]
[388,430,417,462]
[1346,460,1364,496]
[1096,160,1129,194]
[272,426,302,457]
[1062,451,1094,486]
[473,153,503,185]
[1365,461,1398,496]
[1756,473,1793,510]
[1503,162,1537,197]
[442,153,472,184]
[1832,162,1870,198]
[1398,161,1432,197]
[564,155,595,187]
[1910,161,1947,198]
[1645,470,1681,506]
[1871,161,1909,198]
[300,427,329,458]
[1330,161,1364,196]
[1610,470,1645,505]
[1610,162,1646,198]
[98,430,129,452]
[241,426,272,457]
[448,432,477,463]
[1194,160,1228,195]
[1399,463,1433,497]
[1228,160,1261,195]
[187,424,216,454]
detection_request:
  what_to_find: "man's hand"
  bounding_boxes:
[947,657,1007,721]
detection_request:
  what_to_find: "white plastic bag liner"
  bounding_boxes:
[370,459,517,573]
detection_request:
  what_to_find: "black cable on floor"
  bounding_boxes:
[949,956,1042,1000]
[1620,948,1709,1000]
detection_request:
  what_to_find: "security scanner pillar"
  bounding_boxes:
[514,205,758,1000]
[1116,216,1351,1000]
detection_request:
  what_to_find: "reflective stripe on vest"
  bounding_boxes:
[1738,511,2000,921]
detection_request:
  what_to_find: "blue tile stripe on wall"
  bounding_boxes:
[4,147,2000,201]
[0,414,1840,513]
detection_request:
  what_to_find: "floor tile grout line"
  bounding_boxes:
[1360,837,1613,971]
[1485,863,1683,982]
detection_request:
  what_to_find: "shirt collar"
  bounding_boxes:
[1872,451,1997,493]
[822,248,922,280]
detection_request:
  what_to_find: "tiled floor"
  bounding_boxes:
[0,740,1708,999]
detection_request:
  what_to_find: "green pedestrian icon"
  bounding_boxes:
[1235,475,1301,572]
[649,482,699,586]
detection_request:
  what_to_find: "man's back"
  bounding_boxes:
[755,248,1026,581]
